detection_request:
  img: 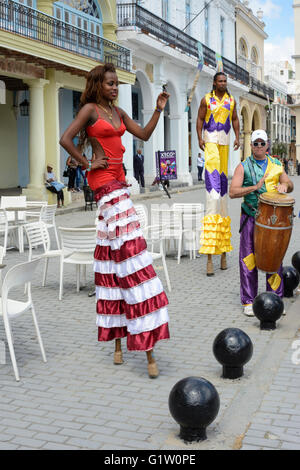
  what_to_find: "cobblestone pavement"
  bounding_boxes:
[0,177,300,450]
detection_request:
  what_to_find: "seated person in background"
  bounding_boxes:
[44,164,65,208]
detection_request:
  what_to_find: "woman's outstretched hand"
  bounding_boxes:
[156,91,170,111]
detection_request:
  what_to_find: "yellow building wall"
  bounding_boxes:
[236,15,265,79]
[0,91,19,188]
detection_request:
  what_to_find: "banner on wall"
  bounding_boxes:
[155,150,177,180]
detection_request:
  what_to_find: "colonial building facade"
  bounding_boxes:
[116,0,249,189]
[292,0,300,163]
[235,0,274,161]
[0,0,134,202]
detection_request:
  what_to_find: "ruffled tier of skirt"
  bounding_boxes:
[199,214,232,255]
[94,180,170,351]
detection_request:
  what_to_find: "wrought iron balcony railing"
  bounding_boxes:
[117,3,250,86]
[0,0,131,72]
[249,76,274,101]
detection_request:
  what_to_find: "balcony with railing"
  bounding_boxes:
[249,76,274,102]
[117,2,249,86]
[0,0,131,72]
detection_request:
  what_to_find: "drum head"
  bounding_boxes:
[259,192,295,206]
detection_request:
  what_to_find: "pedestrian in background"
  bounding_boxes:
[197,152,205,181]
[44,164,65,208]
[66,155,78,192]
[133,148,145,188]
[75,156,88,191]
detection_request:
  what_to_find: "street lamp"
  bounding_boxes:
[19,97,29,117]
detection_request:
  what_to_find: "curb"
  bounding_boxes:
[56,182,206,215]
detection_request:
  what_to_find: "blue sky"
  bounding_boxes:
[248,0,295,65]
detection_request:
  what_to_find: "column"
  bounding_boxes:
[191,116,199,178]
[22,78,49,201]
[142,108,163,186]
[228,97,241,177]
[44,70,63,175]
[118,83,139,194]
[44,69,71,205]
[142,78,165,186]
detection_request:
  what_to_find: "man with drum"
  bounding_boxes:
[229,130,294,316]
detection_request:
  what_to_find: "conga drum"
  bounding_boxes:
[254,192,295,273]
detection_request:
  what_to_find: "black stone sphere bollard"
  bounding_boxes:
[253,292,284,330]
[213,328,253,379]
[283,266,300,297]
[292,252,300,274]
[168,377,220,443]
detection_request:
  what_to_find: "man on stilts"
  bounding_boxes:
[196,72,240,276]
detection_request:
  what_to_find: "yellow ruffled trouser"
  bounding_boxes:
[199,214,232,255]
[199,143,232,255]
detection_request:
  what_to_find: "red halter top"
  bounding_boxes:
[86,105,127,190]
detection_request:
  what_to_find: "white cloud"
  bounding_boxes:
[264,36,295,64]
[247,0,282,19]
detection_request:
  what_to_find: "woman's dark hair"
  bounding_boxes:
[211,72,230,96]
[78,63,117,149]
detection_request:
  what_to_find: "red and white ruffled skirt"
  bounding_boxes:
[94,180,170,351]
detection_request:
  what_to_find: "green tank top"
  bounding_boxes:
[241,155,283,216]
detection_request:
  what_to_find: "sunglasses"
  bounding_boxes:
[253,142,266,147]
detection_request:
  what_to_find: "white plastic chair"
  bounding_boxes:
[143,224,171,292]
[0,196,27,252]
[39,204,60,249]
[0,257,47,381]
[0,208,23,255]
[24,222,62,288]
[0,246,4,290]
[172,203,205,259]
[25,201,48,220]
[151,207,191,264]
[0,196,27,223]
[134,204,148,230]
[58,226,96,300]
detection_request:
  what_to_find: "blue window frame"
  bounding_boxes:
[220,16,225,56]
[185,0,191,34]
[204,2,209,46]
[162,0,168,21]
[53,1,103,37]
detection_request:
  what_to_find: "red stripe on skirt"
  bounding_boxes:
[94,180,130,203]
[96,291,168,319]
[98,326,127,342]
[127,322,170,351]
[97,220,141,241]
[95,265,156,289]
[99,206,136,223]
[97,323,170,350]
[94,237,147,262]
[101,193,129,210]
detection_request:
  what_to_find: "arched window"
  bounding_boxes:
[239,38,248,58]
[251,47,258,65]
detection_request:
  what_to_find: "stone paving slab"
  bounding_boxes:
[0,176,299,450]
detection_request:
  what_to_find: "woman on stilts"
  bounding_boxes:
[60,63,170,378]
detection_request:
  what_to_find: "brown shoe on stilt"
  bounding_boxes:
[148,361,159,379]
[220,253,227,270]
[207,255,214,277]
[114,351,124,365]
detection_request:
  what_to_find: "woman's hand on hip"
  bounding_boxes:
[91,153,109,170]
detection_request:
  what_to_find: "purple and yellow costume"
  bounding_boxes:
[199,91,234,255]
[240,155,284,306]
